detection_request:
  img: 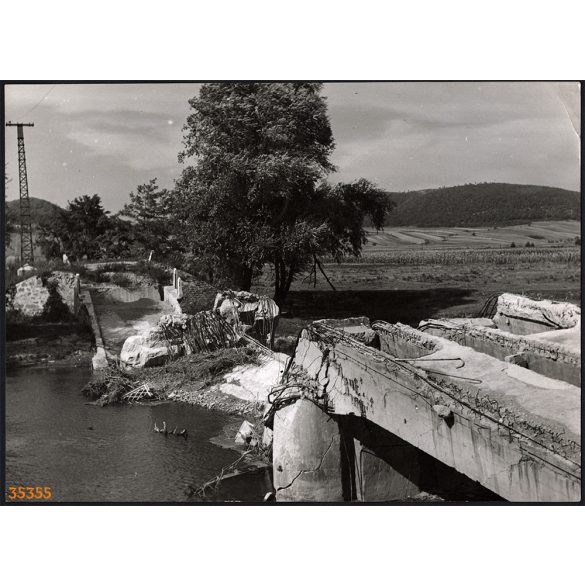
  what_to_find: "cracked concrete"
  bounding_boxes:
[280,295,580,501]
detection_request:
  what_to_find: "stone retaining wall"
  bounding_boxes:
[9,271,79,318]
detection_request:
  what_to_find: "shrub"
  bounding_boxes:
[134,260,170,285]
[111,273,133,287]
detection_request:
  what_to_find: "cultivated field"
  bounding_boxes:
[256,220,581,343]
[363,220,580,252]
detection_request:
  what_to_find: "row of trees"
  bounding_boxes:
[37,83,391,305]
[36,182,172,262]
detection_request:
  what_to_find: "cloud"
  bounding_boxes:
[324,82,580,191]
[65,110,184,172]
[4,82,580,214]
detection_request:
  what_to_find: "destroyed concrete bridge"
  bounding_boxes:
[268,294,581,502]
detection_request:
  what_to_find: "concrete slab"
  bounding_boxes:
[212,352,290,402]
[291,320,580,501]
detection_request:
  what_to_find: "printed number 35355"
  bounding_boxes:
[7,486,52,500]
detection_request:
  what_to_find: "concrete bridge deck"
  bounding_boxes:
[270,295,581,502]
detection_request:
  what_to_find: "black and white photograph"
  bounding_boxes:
[3,81,580,504]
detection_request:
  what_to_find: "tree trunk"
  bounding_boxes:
[230,263,253,291]
[273,260,295,308]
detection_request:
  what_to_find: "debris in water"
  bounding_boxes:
[123,382,154,402]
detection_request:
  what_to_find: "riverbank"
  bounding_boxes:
[6,322,95,369]
[83,346,261,405]
[77,347,280,499]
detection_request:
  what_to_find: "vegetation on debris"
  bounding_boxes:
[82,347,262,408]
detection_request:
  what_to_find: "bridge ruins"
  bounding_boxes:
[266,294,581,502]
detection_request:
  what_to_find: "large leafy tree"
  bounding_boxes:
[119,179,172,258]
[37,194,113,260]
[177,82,390,304]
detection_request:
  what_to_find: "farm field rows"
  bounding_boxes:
[364,220,580,252]
[255,221,581,341]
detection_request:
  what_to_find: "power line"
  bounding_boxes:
[13,84,56,120]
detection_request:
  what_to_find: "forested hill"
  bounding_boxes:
[6,197,63,226]
[5,184,581,230]
[384,183,580,227]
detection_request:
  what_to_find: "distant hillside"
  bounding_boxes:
[384,183,580,227]
[6,197,63,227]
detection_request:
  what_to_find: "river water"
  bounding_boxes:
[6,366,271,503]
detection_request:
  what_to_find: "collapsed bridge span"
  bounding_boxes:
[268,295,581,502]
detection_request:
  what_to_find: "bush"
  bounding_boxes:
[134,260,170,285]
[111,273,133,287]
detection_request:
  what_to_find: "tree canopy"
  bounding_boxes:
[176,82,390,303]
[119,179,172,259]
[36,194,134,261]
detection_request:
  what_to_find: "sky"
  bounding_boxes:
[4,82,581,212]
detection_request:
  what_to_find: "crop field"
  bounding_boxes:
[336,246,580,266]
[363,220,580,252]
[258,220,581,341]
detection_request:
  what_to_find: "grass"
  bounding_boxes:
[82,346,261,406]
[253,233,581,342]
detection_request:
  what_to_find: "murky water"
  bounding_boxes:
[6,366,271,502]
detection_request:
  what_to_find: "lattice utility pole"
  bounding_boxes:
[6,121,35,265]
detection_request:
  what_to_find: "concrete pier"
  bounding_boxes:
[273,399,345,502]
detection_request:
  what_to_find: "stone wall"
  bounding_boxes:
[8,271,79,318]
